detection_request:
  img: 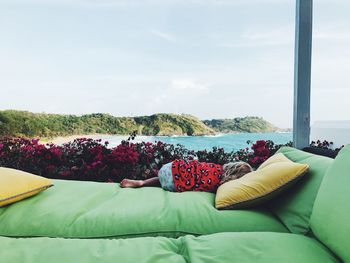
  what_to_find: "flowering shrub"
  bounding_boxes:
[132,141,195,178]
[247,140,293,167]
[248,140,270,167]
[309,139,343,152]
[195,140,293,169]
[0,136,293,182]
[0,138,65,177]
[305,139,343,158]
[310,140,334,149]
[196,147,238,165]
[0,137,196,182]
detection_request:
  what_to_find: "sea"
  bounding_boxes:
[79,132,293,152]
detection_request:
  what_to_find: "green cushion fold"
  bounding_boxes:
[270,147,333,234]
[310,145,350,263]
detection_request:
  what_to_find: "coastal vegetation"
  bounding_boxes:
[0,136,338,183]
[0,137,290,182]
[0,110,279,138]
[203,117,278,133]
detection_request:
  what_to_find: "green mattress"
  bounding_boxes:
[0,179,287,238]
[0,232,337,263]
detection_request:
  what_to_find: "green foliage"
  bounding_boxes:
[203,116,278,133]
[0,111,279,138]
[0,110,214,138]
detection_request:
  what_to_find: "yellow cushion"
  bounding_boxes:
[0,167,53,207]
[215,153,309,209]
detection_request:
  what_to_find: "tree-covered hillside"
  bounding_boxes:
[0,110,279,138]
[203,117,278,133]
[0,110,214,138]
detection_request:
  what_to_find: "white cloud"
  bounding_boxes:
[150,30,177,42]
[171,79,210,93]
[219,27,294,48]
[314,30,350,41]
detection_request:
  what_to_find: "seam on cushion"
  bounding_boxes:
[307,163,334,228]
[0,230,204,240]
[177,236,190,263]
[0,226,289,240]
[305,232,343,263]
[0,184,53,203]
[218,171,308,210]
[265,207,293,234]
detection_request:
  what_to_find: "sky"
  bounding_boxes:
[0,0,349,128]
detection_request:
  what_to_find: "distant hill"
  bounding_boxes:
[0,110,214,138]
[203,117,278,133]
[134,114,215,136]
[0,110,279,138]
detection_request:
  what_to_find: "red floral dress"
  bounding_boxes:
[171,159,223,192]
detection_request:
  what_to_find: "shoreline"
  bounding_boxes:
[41,131,292,145]
[41,134,115,145]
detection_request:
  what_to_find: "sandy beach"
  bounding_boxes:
[42,134,155,146]
[41,134,115,145]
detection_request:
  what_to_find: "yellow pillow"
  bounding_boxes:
[215,153,309,209]
[0,167,53,207]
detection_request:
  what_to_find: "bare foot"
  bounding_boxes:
[120,179,144,188]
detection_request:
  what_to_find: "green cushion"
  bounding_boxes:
[0,232,338,263]
[310,145,350,263]
[270,147,333,234]
[184,232,337,263]
[0,236,184,263]
[0,179,287,238]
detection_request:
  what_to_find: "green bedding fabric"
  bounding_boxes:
[0,179,287,238]
[270,147,333,234]
[310,145,350,263]
[0,232,338,263]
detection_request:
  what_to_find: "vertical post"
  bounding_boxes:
[293,0,313,149]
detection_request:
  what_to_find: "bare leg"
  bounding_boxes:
[120,177,160,188]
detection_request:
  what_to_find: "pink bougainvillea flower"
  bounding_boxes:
[31,139,40,145]
[46,165,56,172]
[252,140,266,149]
[58,170,71,177]
[49,147,62,158]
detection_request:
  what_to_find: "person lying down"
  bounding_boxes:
[120,159,253,192]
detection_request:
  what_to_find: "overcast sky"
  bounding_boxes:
[0,0,349,128]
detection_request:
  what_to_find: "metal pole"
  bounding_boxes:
[293,0,313,149]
